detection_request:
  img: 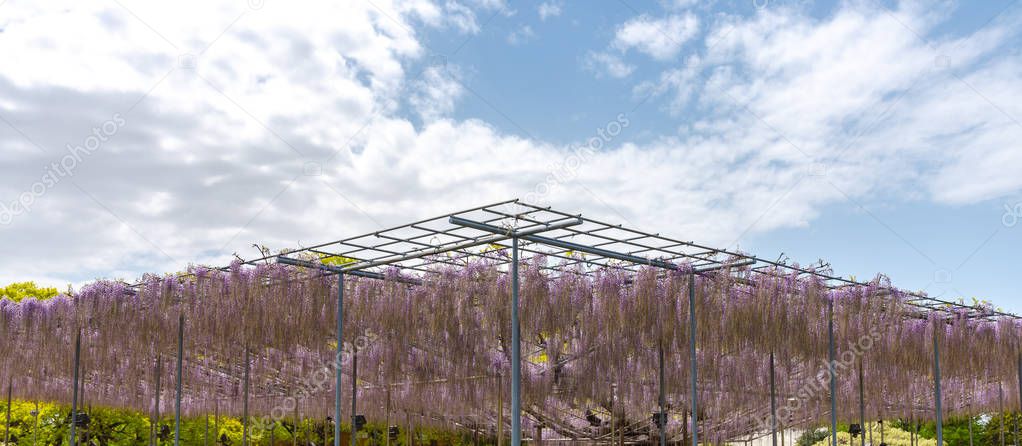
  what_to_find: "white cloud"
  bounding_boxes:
[538,2,562,21]
[1,0,1022,293]
[444,1,481,34]
[662,0,703,8]
[409,65,465,121]
[613,13,700,60]
[507,24,536,45]
[633,55,702,112]
[585,51,636,78]
[650,2,1022,204]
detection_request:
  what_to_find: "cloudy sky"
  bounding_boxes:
[0,0,1020,311]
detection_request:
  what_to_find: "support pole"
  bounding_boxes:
[350,345,358,446]
[610,384,616,446]
[70,329,82,446]
[659,341,667,446]
[205,413,210,446]
[1000,382,1005,446]
[335,272,344,446]
[968,414,973,446]
[911,415,919,446]
[511,237,522,446]
[33,402,40,446]
[175,313,185,446]
[770,352,777,446]
[1018,353,1022,437]
[858,361,865,446]
[214,401,219,446]
[385,388,391,446]
[688,277,698,446]
[243,347,250,446]
[828,299,837,446]
[153,356,162,446]
[4,377,11,446]
[497,375,504,446]
[933,329,943,446]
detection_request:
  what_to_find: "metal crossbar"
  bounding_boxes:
[236,199,1013,321]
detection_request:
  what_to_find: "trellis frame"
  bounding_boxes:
[46,199,1011,445]
[245,199,1017,446]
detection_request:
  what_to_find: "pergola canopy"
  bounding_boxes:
[1,200,1019,445]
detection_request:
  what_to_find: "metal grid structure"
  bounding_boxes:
[247,198,1013,320]
[262,199,1017,446]
[107,199,1018,446]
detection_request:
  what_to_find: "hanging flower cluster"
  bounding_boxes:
[0,257,1018,443]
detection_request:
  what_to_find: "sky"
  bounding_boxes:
[0,0,1020,312]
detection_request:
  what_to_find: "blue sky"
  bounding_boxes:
[0,0,1020,312]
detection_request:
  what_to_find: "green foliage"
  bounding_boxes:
[893,413,1022,446]
[0,399,493,446]
[318,254,357,267]
[0,282,60,302]
[797,428,828,446]
[809,423,939,446]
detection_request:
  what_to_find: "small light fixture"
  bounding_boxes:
[848,424,862,437]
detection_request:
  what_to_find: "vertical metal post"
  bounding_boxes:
[4,377,11,446]
[497,375,504,446]
[828,299,837,446]
[270,422,276,446]
[205,413,210,446]
[70,329,82,446]
[858,361,864,446]
[659,341,667,446]
[175,313,185,446]
[350,345,358,446]
[968,414,973,446]
[214,401,219,446]
[292,398,298,446]
[153,356,162,446]
[335,272,344,446]
[610,384,616,446]
[688,277,698,446]
[1017,353,1022,440]
[243,347,251,446]
[385,388,391,446]
[933,329,943,446]
[911,417,919,446]
[511,237,522,446]
[33,402,40,446]
[1001,382,1006,446]
[770,352,777,446]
